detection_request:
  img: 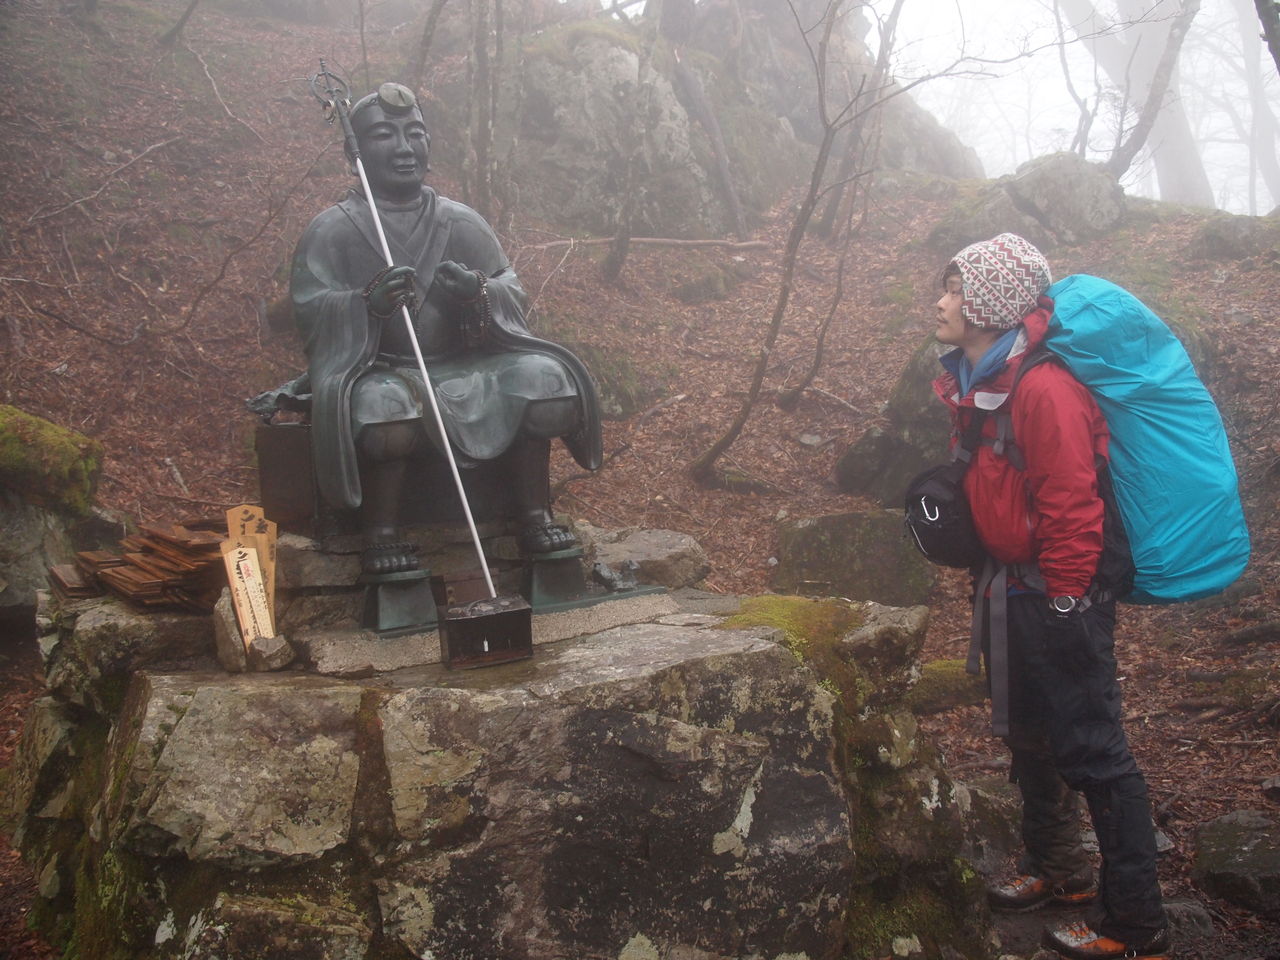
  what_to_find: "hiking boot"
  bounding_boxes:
[987,871,1097,912]
[1042,919,1171,959]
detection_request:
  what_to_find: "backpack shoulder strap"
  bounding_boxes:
[952,408,988,465]
[989,345,1059,472]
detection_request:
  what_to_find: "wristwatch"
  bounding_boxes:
[1049,596,1082,616]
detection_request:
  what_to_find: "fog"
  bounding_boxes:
[889,0,1279,214]
[598,0,1279,214]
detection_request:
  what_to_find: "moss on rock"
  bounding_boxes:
[842,860,991,960]
[722,596,992,957]
[0,405,102,516]
[721,595,872,715]
[905,659,988,715]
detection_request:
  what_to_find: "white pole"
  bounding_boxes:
[352,156,497,600]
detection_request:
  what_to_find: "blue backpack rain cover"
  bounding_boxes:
[1045,275,1249,603]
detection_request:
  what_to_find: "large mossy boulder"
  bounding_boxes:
[0,405,102,517]
[772,509,937,606]
[723,596,993,959]
[1187,212,1280,261]
[835,334,951,505]
[502,27,762,237]
[928,152,1125,254]
[1,406,105,622]
[11,614,857,960]
[905,659,988,715]
[10,588,998,959]
[1193,810,1280,918]
[43,596,215,714]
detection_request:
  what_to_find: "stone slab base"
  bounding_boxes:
[294,590,680,677]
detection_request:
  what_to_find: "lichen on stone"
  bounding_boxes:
[904,659,988,715]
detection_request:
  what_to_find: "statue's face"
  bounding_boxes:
[354,106,430,202]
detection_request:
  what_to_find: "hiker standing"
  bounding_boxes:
[929,234,1169,959]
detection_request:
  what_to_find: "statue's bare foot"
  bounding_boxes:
[362,540,420,575]
[519,521,577,556]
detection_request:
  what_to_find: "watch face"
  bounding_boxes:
[1053,597,1076,614]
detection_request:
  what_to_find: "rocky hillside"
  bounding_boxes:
[2,1,1279,957]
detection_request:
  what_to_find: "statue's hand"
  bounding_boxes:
[432,261,484,303]
[364,265,417,317]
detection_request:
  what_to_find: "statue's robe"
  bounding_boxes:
[291,186,602,511]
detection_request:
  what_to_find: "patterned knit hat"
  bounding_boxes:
[950,233,1052,330]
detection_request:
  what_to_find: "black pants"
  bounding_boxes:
[1000,594,1166,943]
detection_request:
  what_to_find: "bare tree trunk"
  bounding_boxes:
[1257,0,1280,77]
[602,12,660,283]
[1059,0,1215,206]
[775,226,852,410]
[814,0,903,238]
[408,0,452,90]
[1052,0,1100,155]
[671,54,747,238]
[472,0,495,220]
[689,0,852,486]
[1107,0,1200,180]
[357,0,371,91]
[159,0,202,46]
[661,0,748,238]
[1233,0,1280,207]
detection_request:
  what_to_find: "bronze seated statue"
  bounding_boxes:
[253,82,601,575]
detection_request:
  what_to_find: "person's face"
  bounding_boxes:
[356,108,430,202]
[934,272,967,346]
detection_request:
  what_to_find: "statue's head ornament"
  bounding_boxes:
[345,82,429,173]
[350,82,422,128]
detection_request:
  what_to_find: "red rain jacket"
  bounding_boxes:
[931,301,1109,597]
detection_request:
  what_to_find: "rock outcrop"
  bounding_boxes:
[771,510,937,606]
[417,9,980,239]
[9,590,994,959]
[0,406,106,630]
[834,334,951,506]
[1193,809,1280,919]
[928,152,1126,254]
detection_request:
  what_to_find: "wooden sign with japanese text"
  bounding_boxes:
[220,539,274,647]
[225,505,277,617]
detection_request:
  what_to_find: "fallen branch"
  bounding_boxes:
[0,275,62,289]
[5,284,142,346]
[184,42,265,143]
[164,457,192,496]
[521,236,767,254]
[633,393,687,429]
[60,229,82,284]
[27,137,183,223]
[807,386,859,414]
[528,237,577,314]
[108,262,163,320]
[169,144,329,333]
